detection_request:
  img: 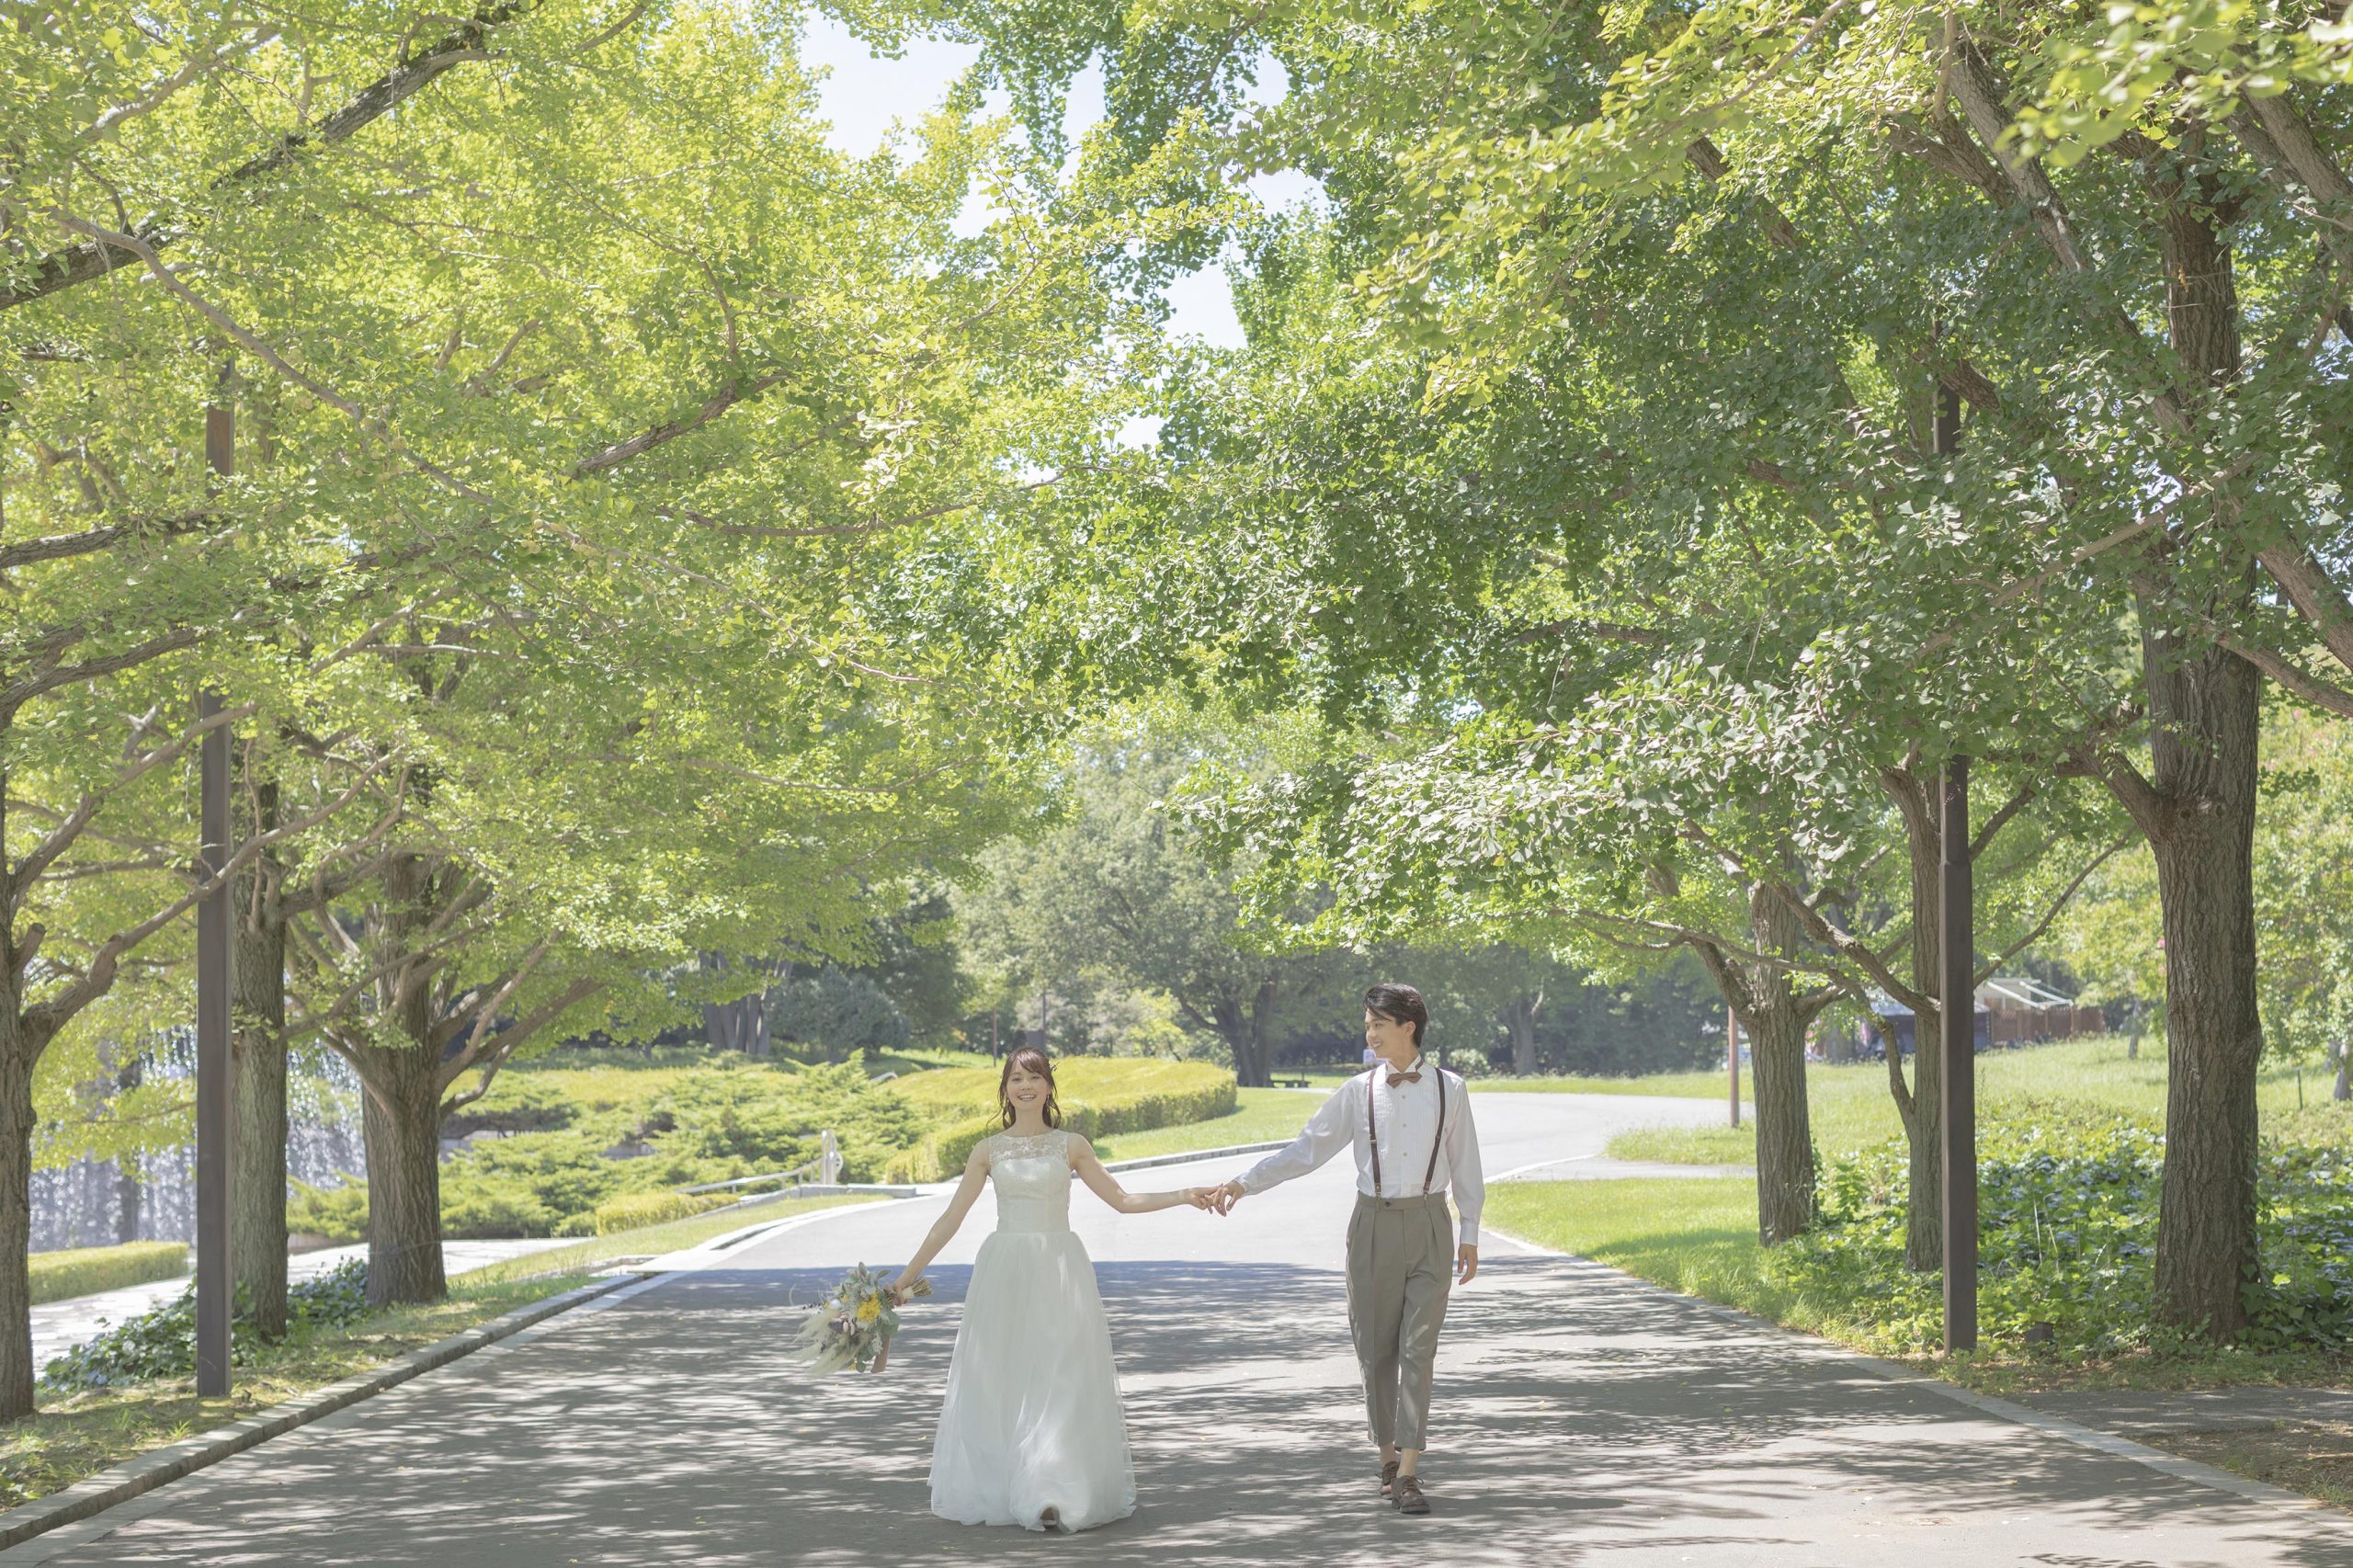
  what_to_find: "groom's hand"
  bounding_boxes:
[1213,1179,1245,1215]
[1455,1244,1479,1285]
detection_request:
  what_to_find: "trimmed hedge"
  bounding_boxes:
[883,1061,1237,1182]
[590,1190,736,1234]
[28,1241,188,1305]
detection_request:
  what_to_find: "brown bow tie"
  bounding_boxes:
[1386,1070,1423,1087]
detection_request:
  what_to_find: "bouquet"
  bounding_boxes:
[790,1264,930,1374]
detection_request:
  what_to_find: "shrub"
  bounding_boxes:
[40,1260,374,1392]
[287,1179,369,1244]
[441,1076,578,1139]
[590,1190,735,1234]
[645,1061,926,1183]
[289,1060,1237,1237]
[882,1062,1237,1181]
[439,1188,558,1240]
[28,1242,187,1305]
[1772,1102,2353,1355]
[441,1131,637,1226]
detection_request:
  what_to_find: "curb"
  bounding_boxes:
[635,1194,913,1276]
[0,1273,638,1554]
[1478,1222,2353,1533]
[1103,1140,1292,1174]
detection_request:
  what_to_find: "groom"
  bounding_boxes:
[1211,983,1484,1517]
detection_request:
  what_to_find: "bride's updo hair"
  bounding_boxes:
[997,1047,1063,1130]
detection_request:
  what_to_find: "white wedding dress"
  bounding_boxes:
[928,1129,1138,1533]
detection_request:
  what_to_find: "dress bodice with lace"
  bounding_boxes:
[986,1130,1074,1235]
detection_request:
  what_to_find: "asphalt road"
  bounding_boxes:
[7,1090,2346,1567]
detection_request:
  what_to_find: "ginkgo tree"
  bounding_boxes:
[947,0,2353,1337]
[0,0,1154,1415]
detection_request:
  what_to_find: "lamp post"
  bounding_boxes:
[194,381,234,1397]
[1939,756,1978,1354]
[1727,1006,1740,1129]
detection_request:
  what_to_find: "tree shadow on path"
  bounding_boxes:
[32,1256,2353,1568]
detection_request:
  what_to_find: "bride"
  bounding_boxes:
[889,1048,1211,1534]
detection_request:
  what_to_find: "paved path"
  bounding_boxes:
[9,1093,2349,1566]
[30,1239,574,1372]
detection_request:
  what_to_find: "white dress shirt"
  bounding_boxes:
[1237,1059,1485,1245]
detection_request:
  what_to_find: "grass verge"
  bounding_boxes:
[1601,1036,2353,1165]
[0,1190,882,1512]
[2154,1423,2353,1516]
[457,1190,881,1285]
[1,1273,593,1511]
[1485,1176,2353,1397]
[1090,1087,1321,1164]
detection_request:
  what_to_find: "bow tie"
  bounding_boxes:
[1385,1069,1423,1087]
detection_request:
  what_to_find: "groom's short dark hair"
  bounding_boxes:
[1364,983,1428,1053]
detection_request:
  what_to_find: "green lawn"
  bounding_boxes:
[1091,1087,1321,1164]
[1600,1035,2353,1164]
[1286,1064,1741,1096]
[2,1190,886,1510]
[1485,1176,2353,1394]
[6,1272,596,1510]
[1469,1066,1742,1097]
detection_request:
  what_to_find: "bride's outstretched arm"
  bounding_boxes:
[1071,1136,1206,1214]
[890,1145,991,1296]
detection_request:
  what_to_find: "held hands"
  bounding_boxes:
[1182,1182,1242,1214]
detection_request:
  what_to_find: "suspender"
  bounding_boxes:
[1366,1064,1446,1198]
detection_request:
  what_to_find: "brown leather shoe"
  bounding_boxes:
[1393,1473,1430,1515]
[1379,1460,1399,1499]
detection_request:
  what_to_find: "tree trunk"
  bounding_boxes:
[1882,767,1944,1272]
[1747,997,1815,1244]
[232,782,289,1337]
[0,1011,37,1418]
[1694,883,1823,1246]
[355,852,450,1306]
[1504,994,1539,1075]
[112,1051,143,1244]
[1248,977,1281,1081]
[1748,884,1818,1243]
[2334,1041,2349,1102]
[2137,197,2262,1341]
[700,951,756,1053]
[1211,996,1269,1086]
[745,986,771,1060]
[358,1051,447,1306]
[2142,636,2262,1337]
[114,1158,142,1244]
[233,913,289,1334]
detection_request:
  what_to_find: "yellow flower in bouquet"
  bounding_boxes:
[790,1263,931,1374]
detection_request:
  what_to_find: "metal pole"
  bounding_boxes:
[195,691,233,1396]
[1939,756,1978,1354]
[194,380,234,1397]
[1727,1006,1740,1128]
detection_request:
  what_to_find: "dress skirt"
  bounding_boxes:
[927,1228,1138,1533]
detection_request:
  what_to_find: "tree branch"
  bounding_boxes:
[1,4,550,312]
